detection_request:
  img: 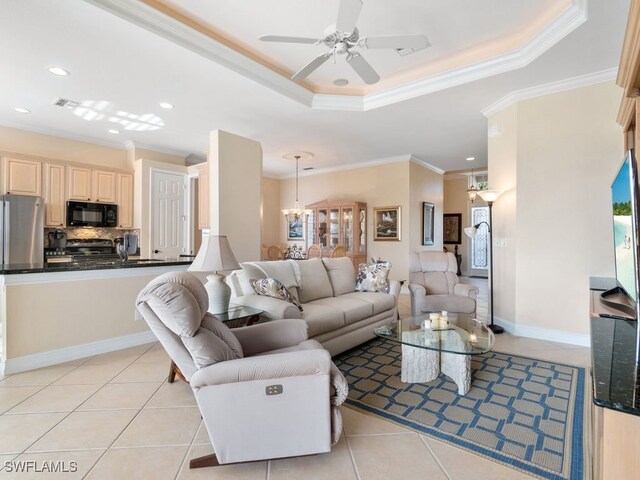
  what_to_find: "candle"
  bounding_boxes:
[469,333,477,343]
[429,313,440,321]
[423,319,432,330]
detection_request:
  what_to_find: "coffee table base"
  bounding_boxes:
[401,345,471,395]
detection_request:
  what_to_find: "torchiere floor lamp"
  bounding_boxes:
[464,189,503,334]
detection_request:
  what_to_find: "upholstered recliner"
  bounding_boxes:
[409,251,479,316]
[136,271,348,468]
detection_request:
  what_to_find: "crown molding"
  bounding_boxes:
[0,121,130,151]
[481,67,618,118]
[277,154,414,179]
[125,140,191,157]
[273,153,445,179]
[86,0,587,112]
[409,155,445,175]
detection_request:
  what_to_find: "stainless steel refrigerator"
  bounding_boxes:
[0,195,44,265]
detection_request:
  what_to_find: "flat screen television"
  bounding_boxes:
[602,149,640,319]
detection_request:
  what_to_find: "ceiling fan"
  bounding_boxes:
[259,0,429,85]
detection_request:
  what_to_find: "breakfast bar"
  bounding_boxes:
[0,259,193,375]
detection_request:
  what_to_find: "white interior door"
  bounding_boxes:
[151,170,186,260]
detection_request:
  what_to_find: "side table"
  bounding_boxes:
[167,305,264,383]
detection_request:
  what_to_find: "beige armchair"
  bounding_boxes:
[136,272,347,468]
[409,251,478,316]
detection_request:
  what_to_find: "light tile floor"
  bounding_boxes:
[0,281,590,479]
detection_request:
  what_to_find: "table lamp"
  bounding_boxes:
[188,235,240,314]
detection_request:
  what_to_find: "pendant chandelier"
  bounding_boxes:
[467,167,478,203]
[282,152,313,222]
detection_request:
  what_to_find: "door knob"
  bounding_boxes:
[154,250,160,254]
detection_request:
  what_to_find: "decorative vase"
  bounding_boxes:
[205,273,231,314]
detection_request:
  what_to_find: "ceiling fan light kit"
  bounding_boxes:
[259,0,429,85]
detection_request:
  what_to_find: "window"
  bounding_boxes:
[470,206,489,271]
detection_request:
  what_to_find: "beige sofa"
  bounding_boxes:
[226,257,400,356]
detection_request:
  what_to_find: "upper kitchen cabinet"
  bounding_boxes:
[116,173,133,228]
[3,157,42,196]
[68,166,116,203]
[45,163,65,227]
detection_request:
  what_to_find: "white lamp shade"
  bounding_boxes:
[477,189,502,203]
[188,235,240,273]
[464,226,478,238]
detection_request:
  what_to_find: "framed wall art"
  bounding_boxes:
[287,217,304,240]
[443,213,462,245]
[373,206,401,241]
[422,202,435,246]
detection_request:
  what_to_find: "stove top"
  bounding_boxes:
[45,238,115,261]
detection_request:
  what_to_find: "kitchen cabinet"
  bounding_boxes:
[68,167,116,203]
[3,157,42,197]
[196,163,209,230]
[117,173,134,228]
[305,199,367,269]
[44,163,65,227]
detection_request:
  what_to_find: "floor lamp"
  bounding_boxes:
[464,190,503,334]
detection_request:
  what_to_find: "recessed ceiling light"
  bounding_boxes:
[14,107,31,114]
[333,79,349,87]
[466,157,476,161]
[159,102,173,109]
[108,129,120,134]
[48,66,70,76]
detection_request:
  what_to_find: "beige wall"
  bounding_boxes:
[0,126,130,169]
[443,177,472,275]
[488,81,623,338]
[209,130,263,263]
[277,160,443,281]
[488,104,519,325]
[262,176,280,249]
[132,147,186,167]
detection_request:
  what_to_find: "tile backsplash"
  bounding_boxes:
[44,227,141,248]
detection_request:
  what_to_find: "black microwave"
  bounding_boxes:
[66,201,118,227]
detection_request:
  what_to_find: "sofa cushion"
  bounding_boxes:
[238,263,266,295]
[300,303,345,337]
[418,251,456,272]
[341,292,396,315]
[419,294,476,314]
[356,262,391,293]
[297,258,334,303]
[250,277,303,312]
[308,296,373,326]
[322,257,356,297]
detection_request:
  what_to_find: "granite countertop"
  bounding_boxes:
[0,258,192,274]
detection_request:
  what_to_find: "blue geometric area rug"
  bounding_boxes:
[334,339,589,480]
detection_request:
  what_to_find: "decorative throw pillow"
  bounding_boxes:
[356,262,391,293]
[250,277,304,312]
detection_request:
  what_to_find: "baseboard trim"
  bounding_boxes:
[494,316,590,347]
[2,331,157,375]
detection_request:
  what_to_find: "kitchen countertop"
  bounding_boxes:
[0,258,192,274]
[590,277,640,416]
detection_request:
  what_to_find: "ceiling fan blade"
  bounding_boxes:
[347,52,380,85]
[363,34,430,50]
[336,0,362,34]
[292,52,332,81]
[259,35,319,44]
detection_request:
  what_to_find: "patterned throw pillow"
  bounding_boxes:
[355,262,391,293]
[250,277,304,312]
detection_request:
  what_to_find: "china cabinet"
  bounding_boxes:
[305,199,367,269]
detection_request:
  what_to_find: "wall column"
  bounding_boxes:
[209,130,263,262]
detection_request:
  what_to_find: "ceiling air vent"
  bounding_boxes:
[53,97,80,108]
[303,167,314,171]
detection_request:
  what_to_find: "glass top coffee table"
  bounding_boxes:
[374,313,494,395]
